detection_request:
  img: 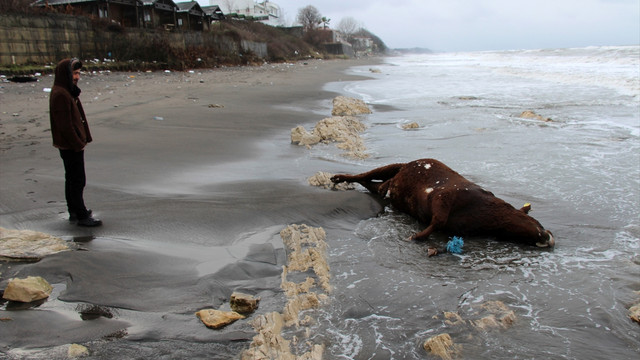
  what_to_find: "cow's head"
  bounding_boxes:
[500,203,555,248]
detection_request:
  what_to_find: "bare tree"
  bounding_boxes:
[1,0,34,13]
[337,16,362,38]
[296,5,321,31]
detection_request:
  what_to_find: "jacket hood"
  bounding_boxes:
[54,58,82,97]
[54,58,72,90]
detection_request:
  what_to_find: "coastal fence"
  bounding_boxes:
[0,14,267,68]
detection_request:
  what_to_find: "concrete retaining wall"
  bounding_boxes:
[0,14,267,66]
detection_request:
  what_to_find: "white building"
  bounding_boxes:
[215,0,285,26]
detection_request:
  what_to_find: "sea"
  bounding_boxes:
[309,45,640,359]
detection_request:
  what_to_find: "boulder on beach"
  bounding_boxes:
[331,96,372,116]
[3,276,53,303]
[0,227,71,261]
[195,309,245,329]
[230,292,260,314]
[519,110,553,122]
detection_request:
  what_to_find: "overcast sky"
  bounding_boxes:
[204,0,640,52]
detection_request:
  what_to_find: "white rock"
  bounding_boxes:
[3,276,53,302]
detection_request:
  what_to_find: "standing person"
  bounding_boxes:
[49,58,102,227]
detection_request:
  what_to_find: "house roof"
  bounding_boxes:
[176,1,201,12]
[33,0,141,5]
[201,5,224,19]
[142,0,176,6]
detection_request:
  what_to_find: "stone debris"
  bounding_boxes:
[331,96,372,116]
[230,292,261,314]
[0,227,72,261]
[195,309,245,329]
[423,333,459,360]
[76,304,116,320]
[241,224,329,360]
[2,276,53,303]
[519,110,553,122]
[307,171,354,191]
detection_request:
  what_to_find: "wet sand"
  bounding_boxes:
[0,58,384,357]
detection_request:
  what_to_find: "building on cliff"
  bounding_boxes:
[217,0,284,27]
[31,0,216,30]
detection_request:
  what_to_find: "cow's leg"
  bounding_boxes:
[409,194,454,241]
[332,163,404,194]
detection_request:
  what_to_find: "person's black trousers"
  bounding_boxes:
[59,149,89,219]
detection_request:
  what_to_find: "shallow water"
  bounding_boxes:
[311,46,639,359]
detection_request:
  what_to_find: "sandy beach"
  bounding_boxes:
[0,58,384,358]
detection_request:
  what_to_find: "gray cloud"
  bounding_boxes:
[202,0,640,51]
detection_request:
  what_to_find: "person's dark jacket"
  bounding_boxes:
[49,58,92,152]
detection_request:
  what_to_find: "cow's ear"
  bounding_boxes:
[520,203,531,214]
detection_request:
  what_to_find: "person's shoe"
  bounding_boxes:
[77,216,102,227]
[69,209,92,222]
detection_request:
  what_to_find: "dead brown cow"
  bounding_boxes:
[331,158,555,248]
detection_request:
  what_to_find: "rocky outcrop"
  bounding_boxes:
[241,224,329,360]
[331,96,372,116]
[0,227,72,261]
[2,276,53,302]
[195,309,245,329]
